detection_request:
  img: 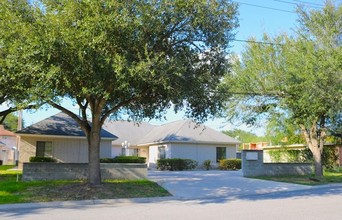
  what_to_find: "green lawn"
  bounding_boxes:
[0,166,170,204]
[255,168,342,185]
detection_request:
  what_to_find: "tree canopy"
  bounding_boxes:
[1,0,239,185]
[223,1,342,177]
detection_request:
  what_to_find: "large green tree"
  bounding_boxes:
[1,0,238,185]
[0,0,39,124]
[223,2,342,178]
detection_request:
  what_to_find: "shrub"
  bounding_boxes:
[219,159,241,170]
[100,156,146,163]
[203,160,211,170]
[157,158,198,171]
[29,156,57,162]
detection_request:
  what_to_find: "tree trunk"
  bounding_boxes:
[311,146,323,178]
[87,118,102,186]
[300,123,324,179]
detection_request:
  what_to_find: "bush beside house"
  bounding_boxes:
[100,156,146,163]
[157,158,198,171]
[219,159,241,170]
[29,156,57,163]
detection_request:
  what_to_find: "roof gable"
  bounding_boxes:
[138,120,240,145]
[103,120,156,146]
[0,125,17,136]
[17,112,117,139]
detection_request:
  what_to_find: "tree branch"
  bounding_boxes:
[47,101,91,133]
[0,104,37,124]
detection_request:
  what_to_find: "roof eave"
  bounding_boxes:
[18,133,117,141]
[137,140,240,147]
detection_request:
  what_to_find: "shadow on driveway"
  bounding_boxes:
[148,170,342,203]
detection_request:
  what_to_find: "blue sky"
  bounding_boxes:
[2,0,327,135]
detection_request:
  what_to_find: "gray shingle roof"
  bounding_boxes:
[103,121,156,146]
[17,112,117,139]
[138,120,240,145]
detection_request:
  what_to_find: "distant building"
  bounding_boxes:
[0,125,18,165]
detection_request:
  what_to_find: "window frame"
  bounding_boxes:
[158,146,166,159]
[216,147,226,162]
[36,141,53,157]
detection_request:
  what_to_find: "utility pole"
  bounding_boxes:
[17,110,22,131]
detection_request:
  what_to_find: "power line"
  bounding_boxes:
[234,1,296,14]
[292,0,324,7]
[233,39,283,46]
[274,0,323,9]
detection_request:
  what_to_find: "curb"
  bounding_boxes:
[0,196,175,212]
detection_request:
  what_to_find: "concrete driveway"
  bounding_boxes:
[148,170,313,200]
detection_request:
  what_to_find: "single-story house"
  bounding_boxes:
[17,113,240,168]
[0,125,18,165]
[104,119,240,168]
[16,113,117,168]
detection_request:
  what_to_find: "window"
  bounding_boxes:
[132,149,139,157]
[158,146,166,159]
[216,147,226,162]
[36,141,53,157]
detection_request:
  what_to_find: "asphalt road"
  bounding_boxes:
[1,171,342,220]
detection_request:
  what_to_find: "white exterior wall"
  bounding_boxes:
[143,143,238,169]
[170,143,237,166]
[111,145,122,157]
[226,145,237,159]
[148,144,170,168]
[19,136,112,164]
[0,135,18,164]
[148,145,159,168]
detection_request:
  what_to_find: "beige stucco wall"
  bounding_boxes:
[18,136,112,168]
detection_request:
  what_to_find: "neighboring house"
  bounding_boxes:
[105,119,240,168]
[16,113,117,168]
[263,144,342,166]
[0,125,18,165]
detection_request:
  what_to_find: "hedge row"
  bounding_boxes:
[157,158,198,171]
[219,159,241,170]
[29,156,57,162]
[100,156,146,163]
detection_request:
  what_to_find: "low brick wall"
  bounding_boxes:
[23,163,147,181]
[242,150,313,177]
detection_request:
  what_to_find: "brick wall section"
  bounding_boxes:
[242,150,313,177]
[23,163,147,181]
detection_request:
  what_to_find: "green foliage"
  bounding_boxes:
[2,113,24,131]
[29,157,57,163]
[223,2,342,177]
[0,0,239,184]
[203,160,212,170]
[268,147,339,169]
[219,159,241,170]
[157,158,198,171]
[0,165,16,171]
[265,114,305,145]
[100,156,146,163]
